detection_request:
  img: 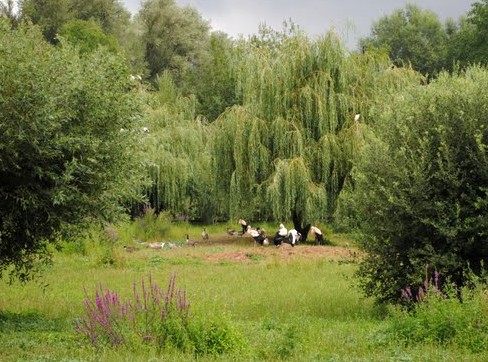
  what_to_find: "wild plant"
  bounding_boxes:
[75,273,189,348]
[400,264,442,304]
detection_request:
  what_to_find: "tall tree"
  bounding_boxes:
[69,0,131,44]
[447,0,488,69]
[360,4,449,77]
[210,29,403,234]
[182,31,240,121]
[20,0,131,44]
[137,0,210,82]
[0,20,144,281]
[139,72,213,221]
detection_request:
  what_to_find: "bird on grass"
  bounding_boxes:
[186,234,198,247]
[227,228,238,236]
[148,242,165,249]
[123,246,137,252]
[202,228,209,240]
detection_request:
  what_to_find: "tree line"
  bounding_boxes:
[1,0,488,305]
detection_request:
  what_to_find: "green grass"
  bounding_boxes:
[1,222,488,361]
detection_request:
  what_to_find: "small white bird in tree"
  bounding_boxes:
[202,228,209,240]
[186,234,198,247]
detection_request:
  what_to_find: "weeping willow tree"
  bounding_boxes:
[211,28,417,232]
[139,72,213,221]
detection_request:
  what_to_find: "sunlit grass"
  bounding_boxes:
[1,221,488,361]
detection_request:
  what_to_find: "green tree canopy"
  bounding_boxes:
[210,29,413,232]
[0,20,144,281]
[137,72,213,222]
[351,66,488,304]
[360,4,449,77]
[59,18,120,54]
[447,0,488,69]
[19,0,131,44]
[136,0,210,82]
[69,0,131,41]
[182,31,240,121]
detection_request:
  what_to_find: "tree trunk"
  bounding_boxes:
[292,210,311,243]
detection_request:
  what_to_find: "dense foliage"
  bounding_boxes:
[0,21,143,281]
[209,29,423,233]
[351,67,488,304]
[360,1,488,76]
[360,4,448,77]
[137,0,210,82]
[2,0,488,299]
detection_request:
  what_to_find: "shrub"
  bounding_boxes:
[0,20,144,282]
[352,67,488,304]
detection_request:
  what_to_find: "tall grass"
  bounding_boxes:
[2,222,488,361]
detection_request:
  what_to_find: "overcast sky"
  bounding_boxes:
[121,0,475,49]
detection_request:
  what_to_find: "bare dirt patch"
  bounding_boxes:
[198,234,359,264]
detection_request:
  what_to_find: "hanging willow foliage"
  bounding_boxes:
[140,73,213,221]
[211,28,419,225]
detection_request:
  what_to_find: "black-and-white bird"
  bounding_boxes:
[238,219,248,234]
[248,227,269,246]
[202,228,209,240]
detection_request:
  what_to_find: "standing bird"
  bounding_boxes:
[186,234,198,247]
[287,229,301,247]
[274,223,288,246]
[248,227,269,246]
[310,226,325,245]
[202,228,209,240]
[238,219,248,234]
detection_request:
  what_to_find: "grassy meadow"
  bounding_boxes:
[1,220,488,361]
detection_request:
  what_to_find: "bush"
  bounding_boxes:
[352,67,488,304]
[0,20,144,282]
